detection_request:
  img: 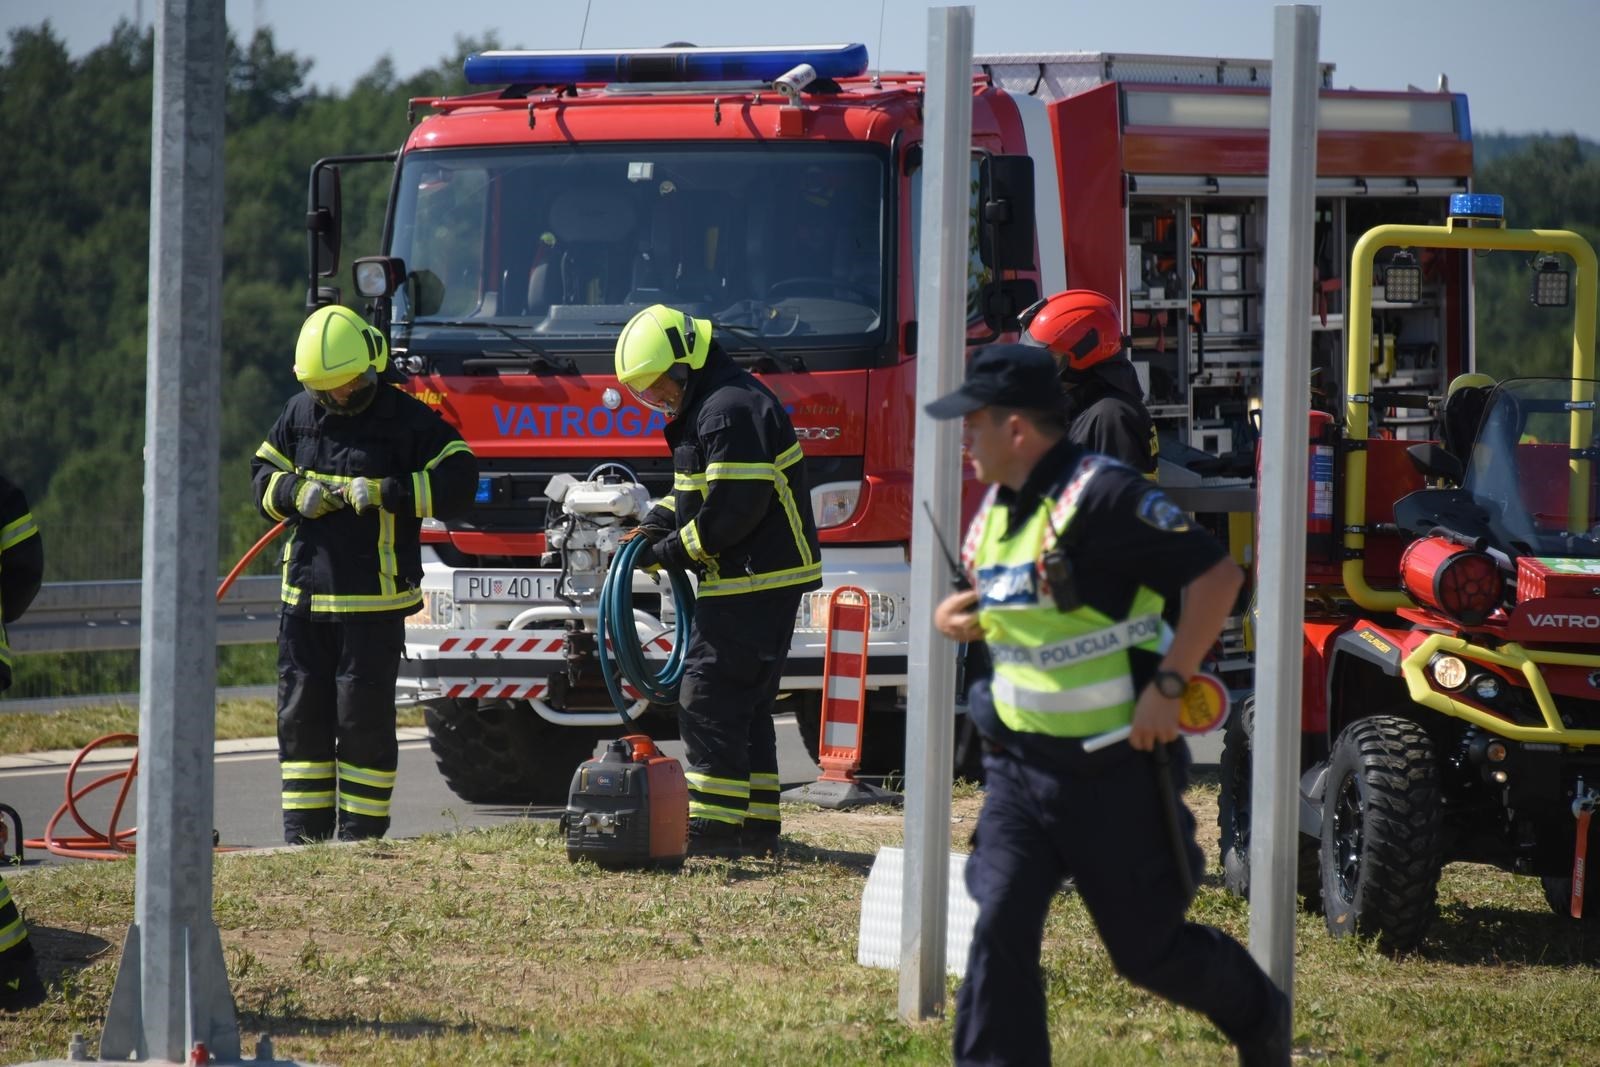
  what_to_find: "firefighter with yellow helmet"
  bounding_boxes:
[0,471,46,1011]
[251,305,477,845]
[615,304,821,857]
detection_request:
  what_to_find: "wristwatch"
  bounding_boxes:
[1152,669,1187,699]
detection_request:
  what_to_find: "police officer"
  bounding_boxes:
[0,472,46,1010]
[252,305,477,845]
[614,304,821,857]
[1020,289,1159,475]
[927,344,1289,1066]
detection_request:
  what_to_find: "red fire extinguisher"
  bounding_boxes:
[1306,409,1337,562]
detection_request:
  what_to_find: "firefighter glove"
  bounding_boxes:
[293,479,345,519]
[343,476,383,514]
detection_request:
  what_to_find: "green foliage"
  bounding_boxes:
[1472,135,1600,382]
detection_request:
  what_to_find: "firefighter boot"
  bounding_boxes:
[1236,984,1291,1067]
[0,942,46,1012]
[283,810,335,846]
[686,818,745,859]
[741,822,782,858]
[337,813,390,842]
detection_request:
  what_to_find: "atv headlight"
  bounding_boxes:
[1430,653,1468,690]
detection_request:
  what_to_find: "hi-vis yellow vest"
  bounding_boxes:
[961,455,1167,738]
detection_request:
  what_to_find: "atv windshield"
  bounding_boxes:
[385,143,888,371]
[1461,377,1600,558]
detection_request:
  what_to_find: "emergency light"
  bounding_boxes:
[463,43,869,87]
[1449,192,1505,220]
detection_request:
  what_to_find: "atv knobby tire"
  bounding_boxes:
[1320,714,1444,952]
[1216,697,1320,909]
[424,697,615,805]
[1541,874,1600,921]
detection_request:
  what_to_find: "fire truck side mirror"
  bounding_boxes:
[977,154,1036,273]
[308,163,343,279]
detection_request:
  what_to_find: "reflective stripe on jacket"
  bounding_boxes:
[966,455,1167,738]
[653,345,822,599]
[250,384,477,620]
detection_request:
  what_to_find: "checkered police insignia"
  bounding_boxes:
[1136,491,1191,532]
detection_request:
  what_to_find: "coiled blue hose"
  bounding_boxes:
[596,534,695,722]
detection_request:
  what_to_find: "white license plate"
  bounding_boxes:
[452,572,560,602]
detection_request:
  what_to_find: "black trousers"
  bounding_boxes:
[277,613,404,844]
[676,588,803,834]
[954,695,1276,1065]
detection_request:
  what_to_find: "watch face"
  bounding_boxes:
[1156,672,1186,698]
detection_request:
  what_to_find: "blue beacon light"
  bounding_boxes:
[1448,193,1505,220]
[463,43,869,86]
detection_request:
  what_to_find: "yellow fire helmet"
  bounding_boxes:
[1446,371,1496,397]
[614,304,711,390]
[294,305,389,413]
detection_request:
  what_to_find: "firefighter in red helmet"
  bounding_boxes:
[1020,290,1158,476]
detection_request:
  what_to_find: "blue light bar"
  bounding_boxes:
[1449,193,1504,220]
[464,43,869,87]
[475,476,493,505]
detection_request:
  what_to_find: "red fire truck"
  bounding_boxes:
[304,44,1475,804]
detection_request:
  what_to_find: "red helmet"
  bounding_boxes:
[1019,289,1125,374]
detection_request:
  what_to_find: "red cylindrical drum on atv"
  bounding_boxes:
[1400,535,1501,625]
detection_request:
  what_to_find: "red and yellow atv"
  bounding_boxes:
[1220,194,1600,950]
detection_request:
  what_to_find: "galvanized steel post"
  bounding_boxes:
[1250,3,1321,996]
[899,4,973,1022]
[99,0,240,1059]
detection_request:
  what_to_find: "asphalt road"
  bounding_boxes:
[0,719,1222,867]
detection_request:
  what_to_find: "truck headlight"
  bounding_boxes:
[811,480,863,529]
[795,590,900,633]
[410,588,457,629]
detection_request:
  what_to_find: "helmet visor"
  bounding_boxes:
[626,377,681,416]
[307,368,378,414]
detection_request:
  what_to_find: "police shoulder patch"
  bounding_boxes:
[1136,490,1191,532]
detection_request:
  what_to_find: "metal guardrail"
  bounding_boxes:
[9,577,280,654]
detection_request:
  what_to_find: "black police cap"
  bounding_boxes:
[925,343,1063,419]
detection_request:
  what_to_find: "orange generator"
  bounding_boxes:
[563,734,688,869]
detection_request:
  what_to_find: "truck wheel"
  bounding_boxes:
[423,698,614,805]
[794,690,981,782]
[1540,875,1600,920]
[1320,714,1444,951]
[1216,697,1320,908]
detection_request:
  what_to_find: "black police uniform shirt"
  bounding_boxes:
[992,436,1226,627]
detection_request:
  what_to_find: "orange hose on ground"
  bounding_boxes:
[21,522,286,860]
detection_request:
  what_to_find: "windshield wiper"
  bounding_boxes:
[712,320,806,373]
[407,319,580,375]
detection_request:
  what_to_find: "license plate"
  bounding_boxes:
[453,571,560,602]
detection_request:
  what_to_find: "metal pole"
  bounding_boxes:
[1249,4,1320,996]
[899,3,973,1023]
[100,0,239,1059]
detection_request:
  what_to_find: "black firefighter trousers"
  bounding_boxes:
[277,612,405,844]
[676,588,804,839]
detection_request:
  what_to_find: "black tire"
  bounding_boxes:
[794,689,984,783]
[423,697,615,805]
[1540,873,1600,920]
[1320,714,1444,951]
[1216,697,1320,908]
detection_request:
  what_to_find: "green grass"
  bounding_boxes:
[2,784,1597,1065]
[0,700,426,757]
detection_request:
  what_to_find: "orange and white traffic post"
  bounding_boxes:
[781,586,902,809]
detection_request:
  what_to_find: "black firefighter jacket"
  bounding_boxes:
[251,384,477,620]
[0,474,43,692]
[646,345,823,599]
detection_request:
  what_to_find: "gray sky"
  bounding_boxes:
[5,0,1597,140]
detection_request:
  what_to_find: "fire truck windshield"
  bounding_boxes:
[386,143,889,371]
[1461,377,1600,559]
